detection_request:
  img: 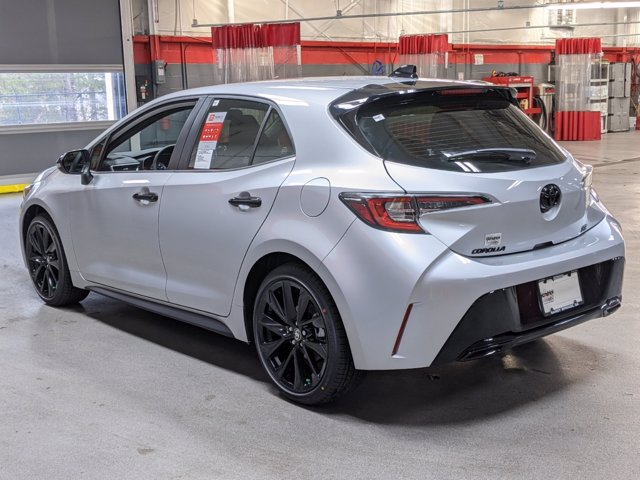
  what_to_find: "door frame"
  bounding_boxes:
[89,96,209,172]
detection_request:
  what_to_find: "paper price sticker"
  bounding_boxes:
[205,111,227,124]
[194,111,228,169]
[194,141,216,169]
[200,123,223,142]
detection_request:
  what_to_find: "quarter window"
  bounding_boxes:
[253,110,294,165]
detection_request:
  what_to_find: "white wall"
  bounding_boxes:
[149,0,640,46]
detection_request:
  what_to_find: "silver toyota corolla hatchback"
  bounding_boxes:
[20,74,625,404]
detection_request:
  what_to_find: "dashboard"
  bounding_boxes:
[101,145,174,172]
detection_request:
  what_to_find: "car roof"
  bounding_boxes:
[160,76,491,107]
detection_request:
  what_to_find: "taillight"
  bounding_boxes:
[415,196,488,211]
[340,194,421,232]
[339,193,489,233]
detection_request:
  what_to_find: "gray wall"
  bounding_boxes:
[0,128,104,176]
[0,0,123,65]
[0,0,123,179]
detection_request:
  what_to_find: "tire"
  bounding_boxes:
[25,215,89,306]
[253,263,363,405]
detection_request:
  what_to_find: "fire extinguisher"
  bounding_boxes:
[139,80,149,101]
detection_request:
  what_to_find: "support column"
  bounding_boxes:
[119,0,138,113]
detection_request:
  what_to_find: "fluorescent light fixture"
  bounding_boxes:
[548,1,640,10]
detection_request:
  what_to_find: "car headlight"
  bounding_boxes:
[23,183,34,198]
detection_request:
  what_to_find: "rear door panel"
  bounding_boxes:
[159,159,295,316]
[159,97,296,316]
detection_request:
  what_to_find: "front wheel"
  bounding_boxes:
[25,215,89,306]
[253,263,362,405]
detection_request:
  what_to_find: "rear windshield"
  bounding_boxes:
[342,90,566,173]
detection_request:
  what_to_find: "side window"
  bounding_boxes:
[99,105,195,172]
[253,110,295,165]
[189,99,268,170]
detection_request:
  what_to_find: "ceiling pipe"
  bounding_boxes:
[193,2,640,28]
[445,20,640,36]
[193,2,553,28]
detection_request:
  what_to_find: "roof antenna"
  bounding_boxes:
[390,64,418,79]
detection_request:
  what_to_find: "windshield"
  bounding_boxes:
[348,91,566,173]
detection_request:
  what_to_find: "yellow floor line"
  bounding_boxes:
[0,184,28,194]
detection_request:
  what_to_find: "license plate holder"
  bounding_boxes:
[537,270,583,316]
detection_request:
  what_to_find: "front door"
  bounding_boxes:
[70,101,199,299]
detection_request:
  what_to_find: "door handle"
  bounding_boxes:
[132,191,159,203]
[229,192,262,209]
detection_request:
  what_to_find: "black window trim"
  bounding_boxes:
[89,96,207,172]
[175,94,296,172]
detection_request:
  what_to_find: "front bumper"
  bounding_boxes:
[321,214,625,370]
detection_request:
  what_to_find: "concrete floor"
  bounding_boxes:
[1,132,639,480]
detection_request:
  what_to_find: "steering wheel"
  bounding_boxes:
[150,144,175,170]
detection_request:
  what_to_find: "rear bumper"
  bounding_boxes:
[321,214,625,370]
[431,258,624,365]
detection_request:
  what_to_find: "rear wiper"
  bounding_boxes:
[443,148,536,164]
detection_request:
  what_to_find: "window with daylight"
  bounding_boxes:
[0,71,126,126]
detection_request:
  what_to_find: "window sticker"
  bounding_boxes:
[194,111,227,169]
[205,111,226,124]
[212,99,220,106]
[373,114,385,122]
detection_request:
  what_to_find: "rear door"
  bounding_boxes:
[69,99,202,299]
[159,97,296,316]
[346,89,601,257]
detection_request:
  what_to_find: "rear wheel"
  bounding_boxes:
[253,263,362,405]
[25,215,89,306]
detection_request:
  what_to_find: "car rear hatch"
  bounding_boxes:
[332,82,603,257]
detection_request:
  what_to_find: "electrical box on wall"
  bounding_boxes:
[547,6,576,29]
[154,60,166,85]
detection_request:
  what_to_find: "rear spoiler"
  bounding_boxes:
[330,82,518,117]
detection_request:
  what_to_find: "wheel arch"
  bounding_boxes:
[20,202,55,266]
[21,203,53,240]
[20,200,83,281]
[242,251,312,344]
[237,243,364,368]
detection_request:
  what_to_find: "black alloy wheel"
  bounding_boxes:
[253,264,362,405]
[25,216,88,306]
[27,220,60,300]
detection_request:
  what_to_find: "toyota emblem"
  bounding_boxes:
[540,184,561,213]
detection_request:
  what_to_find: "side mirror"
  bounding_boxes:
[57,149,90,174]
[80,162,93,185]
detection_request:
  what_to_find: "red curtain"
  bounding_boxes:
[263,23,300,47]
[554,37,602,141]
[212,23,300,49]
[554,111,601,141]
[398,34,449,54]
[555,37,601,55]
